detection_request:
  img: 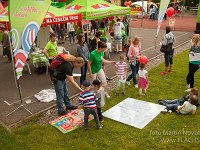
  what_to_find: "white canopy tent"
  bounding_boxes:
[131,1,158,14]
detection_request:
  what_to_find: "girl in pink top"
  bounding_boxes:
[126,36,141,88]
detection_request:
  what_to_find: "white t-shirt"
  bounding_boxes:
[138,69,147,79]
[67,22,75,32]
[179,101,196,114]
[114,22,125,36]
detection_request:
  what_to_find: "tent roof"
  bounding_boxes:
[65,0,130,20]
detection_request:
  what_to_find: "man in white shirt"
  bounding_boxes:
[113,18,125,53]
[67,22,75,44]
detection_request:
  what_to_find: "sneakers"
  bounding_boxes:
[158,99,163,105]
[105,93,111,98]
[161,109,168,114]
[115,92,119,96]
[67,105,78,110]
[58,111,67,116]
[167,70,172,73]
[106,77,111,81]
[139,93,145,96]
[186,84,190,89]
[134,84,138,88]
[97,125,103,129]
[126,81,131,85]
[160,71,167,75]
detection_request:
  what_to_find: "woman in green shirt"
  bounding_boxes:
[43,33,58,63]
[88,41,115,98]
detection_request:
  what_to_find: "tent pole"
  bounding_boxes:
[8,31,22,103]
[141,0,144,28]
[6,31,32,117]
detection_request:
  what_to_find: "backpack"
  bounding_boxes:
[50,53,66,70]
[49,54,65,82]
[49,53,75,82]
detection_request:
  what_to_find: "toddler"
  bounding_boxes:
[92,79,106,121]
[137,62,149,96]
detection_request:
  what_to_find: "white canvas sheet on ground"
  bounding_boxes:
[103,98,165,129]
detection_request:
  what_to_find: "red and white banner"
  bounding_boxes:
[42,13,82,26]
[66,5,82,11]
[92,4,110,10]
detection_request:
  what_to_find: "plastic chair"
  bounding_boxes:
[57,46,70,54]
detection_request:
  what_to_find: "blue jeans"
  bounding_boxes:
[161,99,183,112]
[80,62,88,85]
[126,63,139,85]
[54,80,73,113]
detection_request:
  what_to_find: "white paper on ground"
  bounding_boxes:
[34,89,56,102]
[189,53,200,61]
[103,98,165,129]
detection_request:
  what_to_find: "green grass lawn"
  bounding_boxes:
[1,50,200,150]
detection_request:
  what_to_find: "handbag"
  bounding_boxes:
[160,44,169,53]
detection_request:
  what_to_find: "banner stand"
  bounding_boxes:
[6,32,32,117]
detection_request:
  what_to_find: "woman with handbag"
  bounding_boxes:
[186,34,200,88]
[126,36,141,88]
[160,26,176,75]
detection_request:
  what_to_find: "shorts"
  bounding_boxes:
[114,35,122,44]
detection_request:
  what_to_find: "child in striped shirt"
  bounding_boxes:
[79,80,102,130]
[115,54,127,96]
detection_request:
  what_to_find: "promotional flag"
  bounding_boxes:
[156,0,170,37]
[8,0,51,79]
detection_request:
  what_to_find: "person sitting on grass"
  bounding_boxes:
[79,80,103,130]
[158,88,199,108]
[92,79,106,122]
[159,88,199,114]
[161,95,197,114]
[176,95,197,115]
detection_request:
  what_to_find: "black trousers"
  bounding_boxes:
[186,62,199,88]
[3,46,11,60]
[97,107,103,121]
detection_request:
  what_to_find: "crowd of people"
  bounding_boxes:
[1,14,198,129]
[41,14,200,128]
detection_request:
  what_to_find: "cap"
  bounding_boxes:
[82,80,91,87]
[92,79,101,86]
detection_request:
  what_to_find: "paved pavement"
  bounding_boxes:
[0,15,196,128]
[130,15,196,32]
